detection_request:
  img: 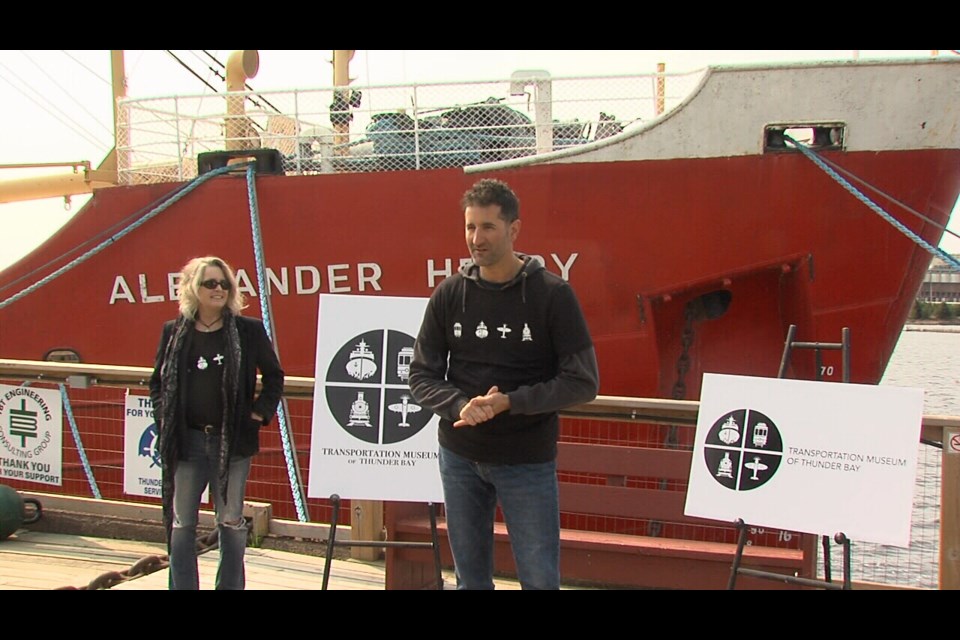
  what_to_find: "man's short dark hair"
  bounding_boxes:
[461,179,520,223]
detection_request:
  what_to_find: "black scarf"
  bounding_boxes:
[158,311,242,540]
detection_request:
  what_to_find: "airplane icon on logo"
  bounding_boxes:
[388,394,422,427]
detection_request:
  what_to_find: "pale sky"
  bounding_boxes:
[1,49,956,271]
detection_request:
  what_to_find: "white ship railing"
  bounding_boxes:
[115,70,706,184]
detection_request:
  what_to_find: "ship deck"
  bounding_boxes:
[0,528,384,590]
[0,528,545,590]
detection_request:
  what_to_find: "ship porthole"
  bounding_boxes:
[43,348,82,363]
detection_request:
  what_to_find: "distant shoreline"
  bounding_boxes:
[903,322,960,333]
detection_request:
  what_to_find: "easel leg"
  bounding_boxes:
[429,502,443,590]
[727,518,749,590]
[322,493,342,591]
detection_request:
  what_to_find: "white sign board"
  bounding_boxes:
[123,393,162,498]
[124,393,208,503]
[685,373,923,548]
[308,294,442,502]
[0,384,63,486]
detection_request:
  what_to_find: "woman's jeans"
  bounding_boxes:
[169,428,252,590]
[439,445,560,590]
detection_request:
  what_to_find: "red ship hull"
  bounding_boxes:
[2,150,956,394]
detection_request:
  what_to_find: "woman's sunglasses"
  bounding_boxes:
[200,278,232,291]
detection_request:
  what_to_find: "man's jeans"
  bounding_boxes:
[169,428,252,590]
[439,445,560,590]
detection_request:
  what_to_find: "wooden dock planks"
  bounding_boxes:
[0,528,530,590]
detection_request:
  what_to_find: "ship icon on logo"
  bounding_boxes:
[346,339,377,381]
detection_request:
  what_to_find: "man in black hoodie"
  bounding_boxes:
[409,178,599,589]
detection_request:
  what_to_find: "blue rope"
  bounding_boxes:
[245,164,309,523]
[59,383,101,499]
[0,164,240,310]
[785,135,960,272]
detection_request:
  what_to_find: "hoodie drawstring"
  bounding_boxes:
[459,255,531,310]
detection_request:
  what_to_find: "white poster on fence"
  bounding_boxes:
[308,294,442,502]
[684,373,923,548]
[0,384,63,486]
[124,393,208,503]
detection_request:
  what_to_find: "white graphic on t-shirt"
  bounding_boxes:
[475,322,488,339]
[522,323,532,341]
[497,324,512,339]
[196,356,208,370]
[453,322,462,338]
[214,353,224,366]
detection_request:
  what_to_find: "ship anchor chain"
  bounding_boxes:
[670,306,697,415]
[649,302,698,538]
[55,530,220,590]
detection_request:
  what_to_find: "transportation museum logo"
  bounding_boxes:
[324,330,431,445]
[702,409,784,491]
[309,294,442,503]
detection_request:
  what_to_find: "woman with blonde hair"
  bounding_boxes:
[149,255,283,590]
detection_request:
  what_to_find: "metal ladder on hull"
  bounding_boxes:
[728,324,853,590]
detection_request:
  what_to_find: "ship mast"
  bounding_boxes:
[224,50,260,151]
[99,50,125,179]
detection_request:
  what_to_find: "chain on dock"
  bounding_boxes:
[54,530,219,590]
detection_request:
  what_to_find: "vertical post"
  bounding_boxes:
[352,500,384,561]
[100,50,126,180]
[508,70,552,155]
[942,428,960,589]
[225,50,259,151]
[533,77,553,155]
[656,63,665,116]
[332,50,355,155]
[841,327,851,383]
[777,324,797,378]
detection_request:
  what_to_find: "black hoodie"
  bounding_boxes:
[409,254,599,464]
